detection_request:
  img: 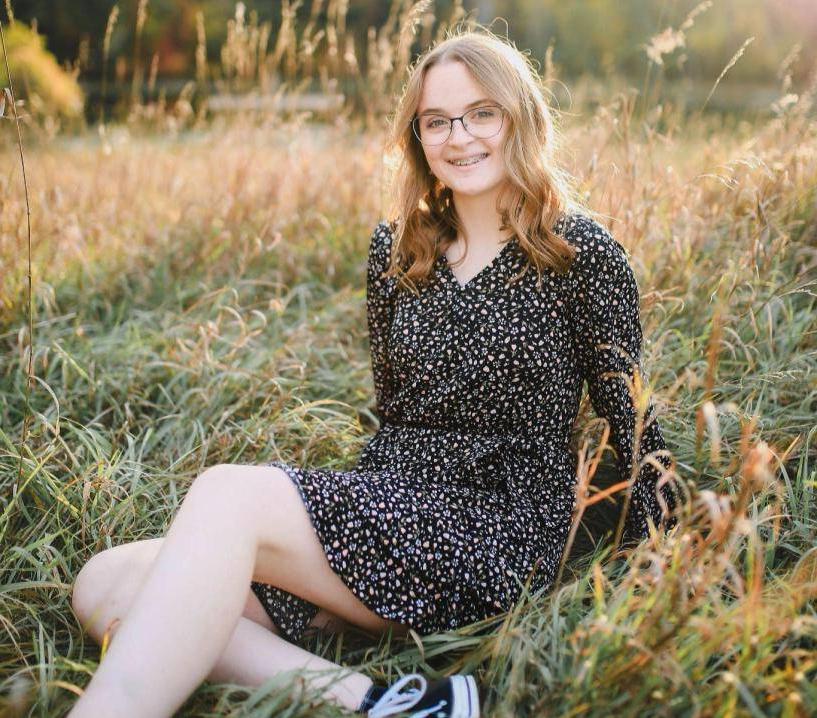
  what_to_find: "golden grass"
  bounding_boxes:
[1,2,816,715]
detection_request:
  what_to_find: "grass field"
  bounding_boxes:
[2,31,817,718]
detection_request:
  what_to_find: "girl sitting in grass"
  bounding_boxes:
[69,26,677,718]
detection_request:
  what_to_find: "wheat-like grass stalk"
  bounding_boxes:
[129,0,149,111]
[99,4,118,125]
[701,36,756,113]
[194,9,206,87]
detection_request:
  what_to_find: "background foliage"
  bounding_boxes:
[4,0,817,119]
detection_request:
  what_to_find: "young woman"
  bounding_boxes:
[69,28,678,718]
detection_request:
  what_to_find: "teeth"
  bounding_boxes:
[450,153,488,166]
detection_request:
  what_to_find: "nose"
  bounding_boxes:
[447,117,472,145]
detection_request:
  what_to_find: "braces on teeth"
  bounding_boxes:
[450,154,487,166]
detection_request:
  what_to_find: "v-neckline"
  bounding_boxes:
[439,238,517,291]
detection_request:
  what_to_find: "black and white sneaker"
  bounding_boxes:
[366,673,480,718]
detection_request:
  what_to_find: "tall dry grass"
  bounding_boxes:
[1,1,816,716]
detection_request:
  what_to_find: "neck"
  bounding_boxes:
[451,187,512,248]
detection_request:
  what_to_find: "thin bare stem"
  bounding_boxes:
[0,18,34,496]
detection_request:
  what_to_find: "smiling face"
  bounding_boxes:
[415,60,510,203]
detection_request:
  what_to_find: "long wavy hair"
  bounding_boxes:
[383,27,589,294]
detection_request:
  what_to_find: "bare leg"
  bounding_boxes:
[71,537,373,711]
[68,466,396,717]
[206,616,371,698]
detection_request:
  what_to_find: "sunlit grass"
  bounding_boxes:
[1,2,816,716]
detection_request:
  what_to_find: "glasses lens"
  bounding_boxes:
[463,106,503,138]
[415,114,451,145]
[412,106,504,145]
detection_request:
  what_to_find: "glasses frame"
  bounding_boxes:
[411,104,506,146]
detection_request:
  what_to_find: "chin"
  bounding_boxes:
[447,178,505,197]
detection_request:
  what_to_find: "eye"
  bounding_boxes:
[474,108,498,119]
[425,117,448,129]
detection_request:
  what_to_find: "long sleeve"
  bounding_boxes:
[570,220,678,546]
[366,221,398,424]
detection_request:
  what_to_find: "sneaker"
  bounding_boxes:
[366,673,480,718]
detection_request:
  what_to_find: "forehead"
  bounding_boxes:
[417,60,490,115]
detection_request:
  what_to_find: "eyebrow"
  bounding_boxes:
[416,98,494,116]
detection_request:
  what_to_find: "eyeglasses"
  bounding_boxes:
[411,105,505,146]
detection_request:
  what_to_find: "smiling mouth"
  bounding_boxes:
[448,153,489,167]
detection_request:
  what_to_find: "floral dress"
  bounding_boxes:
[250,213,678,643]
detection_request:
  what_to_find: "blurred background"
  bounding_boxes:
[2,0,816,127]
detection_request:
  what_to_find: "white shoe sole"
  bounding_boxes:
[450,675,480,718]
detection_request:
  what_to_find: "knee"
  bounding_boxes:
[188,463,288,514]
[185,464,246,514]
[185,464,297,549]
[71,548,118,626]
[189,463,239,495]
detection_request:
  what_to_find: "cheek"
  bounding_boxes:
[429,155,451,179]
[427,150,444,170]
[489,145,508,176]
[492,153,507,175]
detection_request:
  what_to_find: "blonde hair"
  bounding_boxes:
[384,26,587,294]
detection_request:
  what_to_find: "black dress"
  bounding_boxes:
[250,213,678,643]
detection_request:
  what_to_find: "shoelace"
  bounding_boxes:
[367,673,446,718]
